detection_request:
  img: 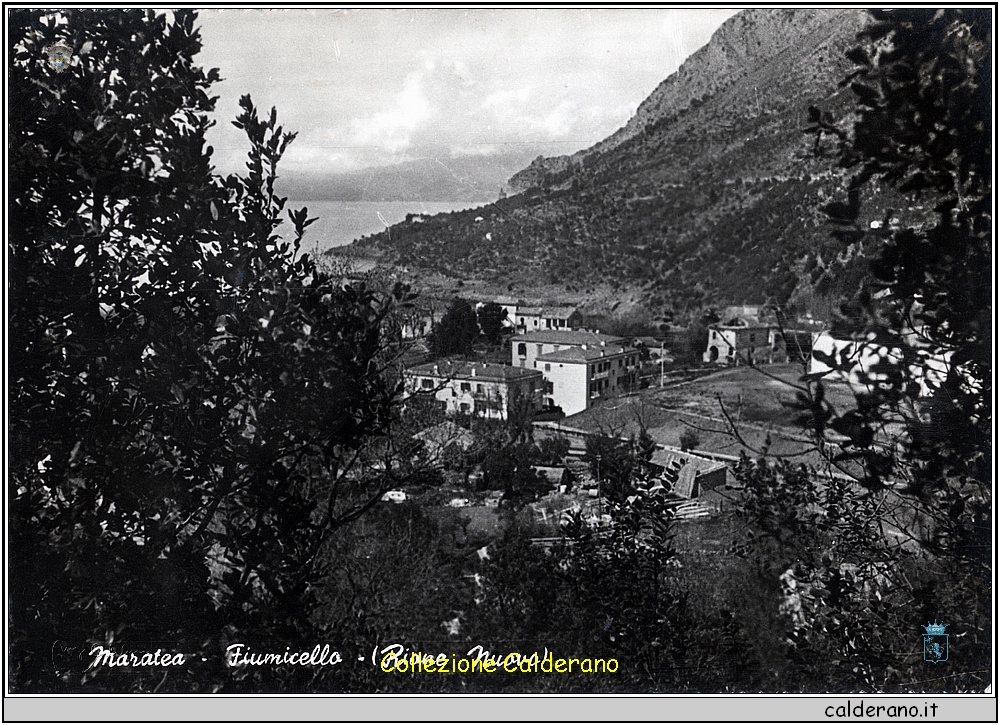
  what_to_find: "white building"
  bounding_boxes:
[403,360,543,419]
[703,317,787,365]
[513,305,583,334]
[533,342,640,416]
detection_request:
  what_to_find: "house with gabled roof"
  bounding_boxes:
[703,316,787,366]
[532,342,640,416]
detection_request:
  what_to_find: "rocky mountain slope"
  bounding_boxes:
[340,9,913,321]
[506,9,868,194]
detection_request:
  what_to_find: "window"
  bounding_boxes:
[421,378,434,389]
[460,382,471,392]
[536,344,543,355]
[545,381,554,394]
[459,403,470,413]
[517,343,527,357]
[476,384,484,394]
[544,363,551,372]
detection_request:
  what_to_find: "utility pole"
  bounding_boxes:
[595,454,603,519]
[658,350,663,387]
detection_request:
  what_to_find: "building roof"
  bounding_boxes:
[536,344,635,364]
[511,330,625,346]
[540,305,580,318]
[515,305,580,319]
[649,447,727,474]
[719,305,779,326]
[649,448,729,498]
[713,316,775,330]
[406,360,542,383]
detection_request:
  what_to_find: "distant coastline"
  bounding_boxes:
[288,200,490,255]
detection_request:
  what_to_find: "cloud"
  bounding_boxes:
[482,85,534,111]
[451,59,474,86]
[197,9,740,176]
[350,65,434,154]
[537,100,575,138]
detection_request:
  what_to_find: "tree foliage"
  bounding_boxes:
[477,301,507,347]
[583,429,655,503]
[806,7,991,574]
[429,297,479,357]
[736,456,943,690]
[480,443,548,507]
[9,9,407,692]
[465,483,691,691]
[839,9,990,501]
[534,435,571,466]
[742,8,992,691]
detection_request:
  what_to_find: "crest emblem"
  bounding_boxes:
[44,42,73,72]
[922,621,948,664]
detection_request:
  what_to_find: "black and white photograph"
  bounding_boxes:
[6,4,994,714]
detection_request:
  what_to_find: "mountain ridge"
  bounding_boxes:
[339,9,905,322]
[506,9,869,194]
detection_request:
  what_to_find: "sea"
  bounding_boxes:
[285,200,490,256]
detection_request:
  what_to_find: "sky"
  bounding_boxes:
[196,8,740,179]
